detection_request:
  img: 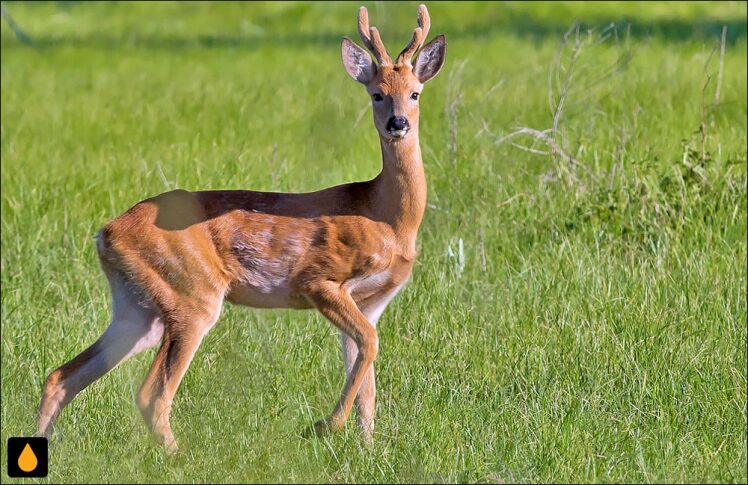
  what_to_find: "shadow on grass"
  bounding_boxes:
[2,12,746,51]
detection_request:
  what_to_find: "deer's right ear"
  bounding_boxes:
[342,37,377,84]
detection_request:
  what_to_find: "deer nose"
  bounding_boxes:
[386,116,409,132]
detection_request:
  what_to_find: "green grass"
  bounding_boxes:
[2,1,746,483]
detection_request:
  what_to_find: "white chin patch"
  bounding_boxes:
[389,130,408,138]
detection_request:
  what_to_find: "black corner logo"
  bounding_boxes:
[7,437,48,478]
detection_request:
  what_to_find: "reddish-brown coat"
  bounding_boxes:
[97,177,417,313]
[37,4,445,452]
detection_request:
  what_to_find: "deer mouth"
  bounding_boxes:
[387,128,409,139]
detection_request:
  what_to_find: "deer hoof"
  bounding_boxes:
[313,416,344,437]
[164,439,179,455]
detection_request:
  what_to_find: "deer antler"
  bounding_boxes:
[358,6,392,66]
[396,4,431,66]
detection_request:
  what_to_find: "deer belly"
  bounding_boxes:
[226,283,311,309]
[227,244,312,309]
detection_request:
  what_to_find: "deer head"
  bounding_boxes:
[341,4,447,141]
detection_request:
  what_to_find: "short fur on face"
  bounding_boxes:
[341,5,447,141]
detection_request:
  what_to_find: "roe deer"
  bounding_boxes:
[37,4,446,452]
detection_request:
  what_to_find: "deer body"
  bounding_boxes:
[37,4,445,452]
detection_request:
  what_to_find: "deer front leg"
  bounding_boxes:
[342,284,406,442]
[306,282,378,437]
[341,334,376,442]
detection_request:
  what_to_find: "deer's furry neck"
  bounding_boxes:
[374,132,427,239]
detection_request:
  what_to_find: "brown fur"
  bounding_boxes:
[37,4,446,451]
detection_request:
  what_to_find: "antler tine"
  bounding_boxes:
[419,4,431,38]
[396,4,431,65]
[358,6,392,66]
[357,7,375,52]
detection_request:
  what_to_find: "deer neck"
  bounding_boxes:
[374,131,427,239]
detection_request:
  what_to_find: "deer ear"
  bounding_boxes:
[342,37,377,84]
[414,34,446,83]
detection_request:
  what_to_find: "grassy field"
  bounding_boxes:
[1,1,746,483]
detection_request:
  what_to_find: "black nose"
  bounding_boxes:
[387,116,409,132]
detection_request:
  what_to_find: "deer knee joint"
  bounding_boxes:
[360,332,379,361]
[41,370,66,400]
[136,387,152,414]
[44,369,63,389]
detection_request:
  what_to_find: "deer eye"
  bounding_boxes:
[372,93,383,102]
[411,92,420,101]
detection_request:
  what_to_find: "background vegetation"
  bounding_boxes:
[2,1,746,482]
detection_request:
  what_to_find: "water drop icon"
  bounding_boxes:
[18,443,38,472]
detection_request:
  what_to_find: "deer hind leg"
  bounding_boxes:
[37,272,163,438]
[136,301,222,454]
[306,282,379,437]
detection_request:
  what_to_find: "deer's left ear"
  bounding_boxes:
[414,35,446,83]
